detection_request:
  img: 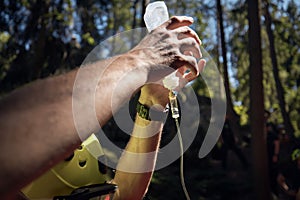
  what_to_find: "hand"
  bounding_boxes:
[139,60,206,110]
[139,83,169,111]
[130,16,204,82]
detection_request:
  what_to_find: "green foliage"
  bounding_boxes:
[272,0,300,134]
[82,32,95,45]
[227,1,251,123]
[0,0,299,135]
[226,0,300,134]
[0,0,127,93]
[1,0,300,198]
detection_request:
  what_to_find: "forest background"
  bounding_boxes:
[1,0,299,199]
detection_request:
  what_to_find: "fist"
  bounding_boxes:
[131,16,205,82]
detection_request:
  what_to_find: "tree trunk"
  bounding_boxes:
[263,0,295,138]
[132,0,139,29]
[247,0,272,199]
[140,0,149,38]
[216,0,240,139]
[140,0,149,28]
[131,0,139,47]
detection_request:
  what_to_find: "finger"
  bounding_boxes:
[172,54,199,75]
[179,37,202,59]
[181,59,206,82]
[164,16,194,30]
[183,59,206,82]
[183,71,197,82]
[198,59,206,72]
[177,66,188,75]
[173,26,202,45]
[183,50,193,57]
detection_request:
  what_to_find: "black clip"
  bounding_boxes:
[53,183,118,200]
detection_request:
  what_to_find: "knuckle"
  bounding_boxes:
[185,26,193,33]
[178,26,190,34]
[189,38,197,46]
[168,16,180,25]
[156,30,174,41]
[162,49,177,57]
[182,38,196,47]
[170,16,179,21]
[163,31,173,39]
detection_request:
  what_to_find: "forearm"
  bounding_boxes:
[0,15,203,198]
[0,52,148,197]
[0,70,80,197]
[113,115,163,200]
